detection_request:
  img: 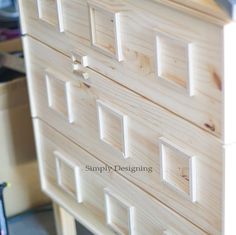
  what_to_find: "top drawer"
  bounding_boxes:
[19,0,223,140]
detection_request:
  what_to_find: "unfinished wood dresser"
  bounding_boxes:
[19,0,236,234]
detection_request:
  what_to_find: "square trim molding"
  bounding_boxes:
[54,151,82,203]
[104,188,135,235]
[96,100,128,158]
[88,1,123,61]
[159,137,196,202]
[36,0,64,32]
[155,30,194,96]
[45,69,73,123]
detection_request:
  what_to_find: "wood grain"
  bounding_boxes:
[24,36,223,234]
[19,0,225,140]
[34,119,207,235]
[53,203,77,235]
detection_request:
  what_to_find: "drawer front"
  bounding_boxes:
[25,36,222,234]
[19,0,223,139]
[34,119,207,235]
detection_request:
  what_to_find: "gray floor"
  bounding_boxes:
[8,205,93,235]
[8,205,57,235]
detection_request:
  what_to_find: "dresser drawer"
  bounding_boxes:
[25,36,222,234]
[19,0,223,139]
[34,119,207,235]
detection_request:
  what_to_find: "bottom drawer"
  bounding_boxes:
[34,119,206,235]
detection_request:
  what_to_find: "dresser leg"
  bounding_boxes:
[53,202,77,235]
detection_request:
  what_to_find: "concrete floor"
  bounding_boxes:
[8,205,93,235]
[8,205,57,235]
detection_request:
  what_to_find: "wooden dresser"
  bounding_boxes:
[18,0,236,234]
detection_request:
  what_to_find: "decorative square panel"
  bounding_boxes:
[159,137,196,202]
[45,70,73,123]
[104,188,135,235]
[88,2,123,61]
[155,31,194,96]
[36,0,64,32]
[96,100,128,158]
[54,151,82,203]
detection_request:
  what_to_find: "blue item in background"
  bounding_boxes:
[0,0,19,28]
[215,0,236,19]
[0,183,9,235]
[0,0,12,9]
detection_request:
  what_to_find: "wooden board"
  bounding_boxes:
[156,0,231,22]
[53,203,77,235]
[0,38,22,53]
[34,119,207,235]
[19,0,225,141]
[24,36,223,234]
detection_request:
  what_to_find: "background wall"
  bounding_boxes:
[0,78,49,217]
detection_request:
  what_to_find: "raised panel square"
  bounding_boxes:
[54,151,82,203]
[88,2,123,61]
[36,0,64,31]
[155,31,194,96]
[97,100,128,158]
[45,70,73,122]
[159,137,196,202]
[104,189,135,235]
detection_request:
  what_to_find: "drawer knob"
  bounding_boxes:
[72,62,89,80]
[71,52,89,80]
[71,52,89,67]
[81,72,89,80]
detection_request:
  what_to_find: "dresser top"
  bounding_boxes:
[155,0,235,24]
